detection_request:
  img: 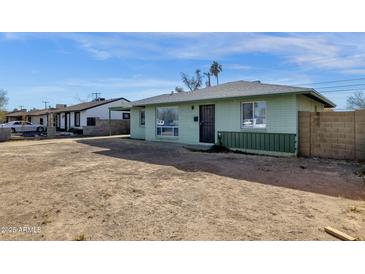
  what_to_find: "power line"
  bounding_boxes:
[315,83,365,90]
[297,77,365,86]
[319,88,365,93]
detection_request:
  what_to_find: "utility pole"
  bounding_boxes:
[42,101,49,109]
[91,92,101,100]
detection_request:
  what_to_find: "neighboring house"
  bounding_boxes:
[6,105,66,126]
[130,80,335,156]
[27,108,60,127]
[5,110,28,122]
[53,98,131,133]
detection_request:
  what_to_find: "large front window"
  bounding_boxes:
[156,107,179,137]
[241,101,266,128]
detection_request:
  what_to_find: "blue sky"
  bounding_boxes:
[1,32,365,110]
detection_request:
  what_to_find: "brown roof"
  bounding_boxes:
[53,98,131,113]
[6,111,28,117]
[7,108,59,117]
[27,108,59,116]
[6,98,131,118]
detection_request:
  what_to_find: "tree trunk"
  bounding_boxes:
[216,76,219,85]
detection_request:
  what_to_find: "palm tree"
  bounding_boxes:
[209,61,222,85]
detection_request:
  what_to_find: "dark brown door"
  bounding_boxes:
[199,104,215,143]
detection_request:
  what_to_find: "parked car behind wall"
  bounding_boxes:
[0,121,46,133]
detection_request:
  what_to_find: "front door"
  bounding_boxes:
[199,104,215,143]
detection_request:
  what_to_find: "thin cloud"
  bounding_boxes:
[7,76,180,109]
[342,68,365,75]
[61,33,365,74]
[60,76,178,89]
[2,32,26,41]
[224,64,251,71]
[4,32,365,74]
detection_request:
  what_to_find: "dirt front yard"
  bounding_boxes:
[0,136,364,240]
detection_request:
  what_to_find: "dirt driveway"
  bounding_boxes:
[0,136,364,240]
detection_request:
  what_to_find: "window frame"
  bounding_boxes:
[240,101,267,129]
[139,110,145,126]
[74,112,80,127]
[122,112,130,120]
[155,106,179,138]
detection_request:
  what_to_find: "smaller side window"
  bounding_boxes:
[39,118,44,125]
[122,113,130,120]
[140,110,145,126]
[87,117,97,126]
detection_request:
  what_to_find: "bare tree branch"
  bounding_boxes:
[0,89,8,123]
[347,92,365,109]
[0,89,8,110]
[181,70,203,91]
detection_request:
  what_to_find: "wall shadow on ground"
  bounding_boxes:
[77,138,365,201]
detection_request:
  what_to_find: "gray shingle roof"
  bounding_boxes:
[54,98,131,113]
[132,80,336,107]
[6,108,60,117]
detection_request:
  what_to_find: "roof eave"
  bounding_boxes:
[109,106,131,111]
[297,89,336,108]
[54,97,128,113]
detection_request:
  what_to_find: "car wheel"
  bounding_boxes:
[37,127,44,133]
[11,128,16,133]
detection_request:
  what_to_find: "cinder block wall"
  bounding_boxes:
[299,110,365,161]
[355,110,365,161]
[298,112,311,157]
[83,119,130,136]
[0,128,11,142]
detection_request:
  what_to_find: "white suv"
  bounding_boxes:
[0,121,46,133]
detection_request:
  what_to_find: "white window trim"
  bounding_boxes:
[241,101,267,129]
[155,106,179,138]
